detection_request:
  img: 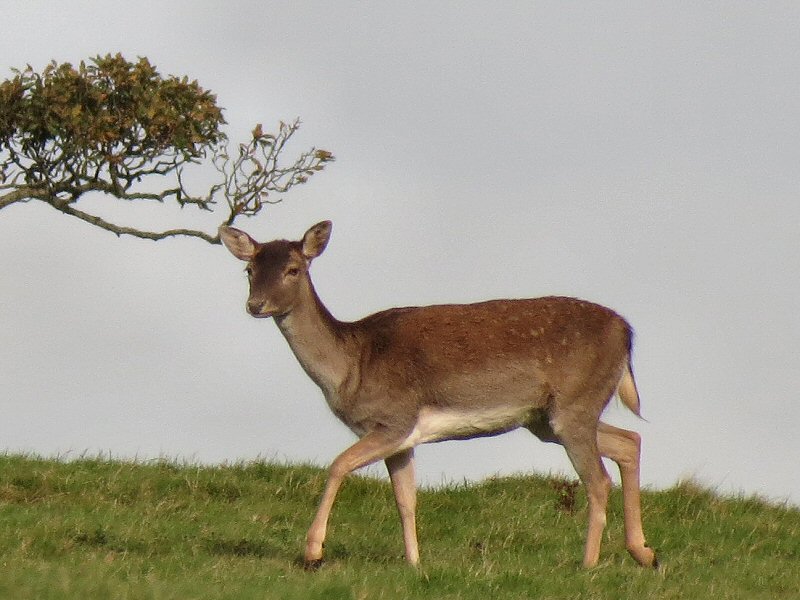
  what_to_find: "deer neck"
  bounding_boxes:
[273,282,355,395]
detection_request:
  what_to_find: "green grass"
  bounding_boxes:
[1,454,798,599]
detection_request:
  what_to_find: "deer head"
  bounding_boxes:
[219,221,332,318]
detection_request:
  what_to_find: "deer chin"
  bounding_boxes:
[247,305,282,319]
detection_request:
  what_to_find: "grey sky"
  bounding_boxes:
[1,2,798,505]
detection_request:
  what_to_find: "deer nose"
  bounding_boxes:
[247,299,263,315]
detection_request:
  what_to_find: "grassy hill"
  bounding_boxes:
[0,454,798,599]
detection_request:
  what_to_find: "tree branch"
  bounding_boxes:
[0,186,41,209]
[56,202,219,243]
[0,56,333,244]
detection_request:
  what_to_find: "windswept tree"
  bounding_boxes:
[0,54,333,243]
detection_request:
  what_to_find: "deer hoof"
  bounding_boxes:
[303,558,325,571]
[650,548,660,570]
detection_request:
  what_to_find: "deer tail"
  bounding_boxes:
[617,359,642,418]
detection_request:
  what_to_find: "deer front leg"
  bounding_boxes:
[305,429,405,568]
[386,448,419,566]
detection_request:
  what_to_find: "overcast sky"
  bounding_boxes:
[1,2,798,505]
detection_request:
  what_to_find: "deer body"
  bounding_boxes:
[220,221,657,570]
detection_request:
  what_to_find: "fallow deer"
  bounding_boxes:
[219,221,657,569]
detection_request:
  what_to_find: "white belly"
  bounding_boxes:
[398,404,531,450]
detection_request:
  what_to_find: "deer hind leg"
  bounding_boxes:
[385,448,420,566]
[597,422,658,568]
[550,413,612,569]
[304,429,406,568]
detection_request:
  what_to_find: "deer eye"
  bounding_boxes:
[244,266,253,278]
[286,267,300,277]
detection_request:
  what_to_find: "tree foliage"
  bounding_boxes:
[0,54,334,243]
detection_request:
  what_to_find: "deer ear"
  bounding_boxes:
[219,226,258,261]
[301,221,332,259]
